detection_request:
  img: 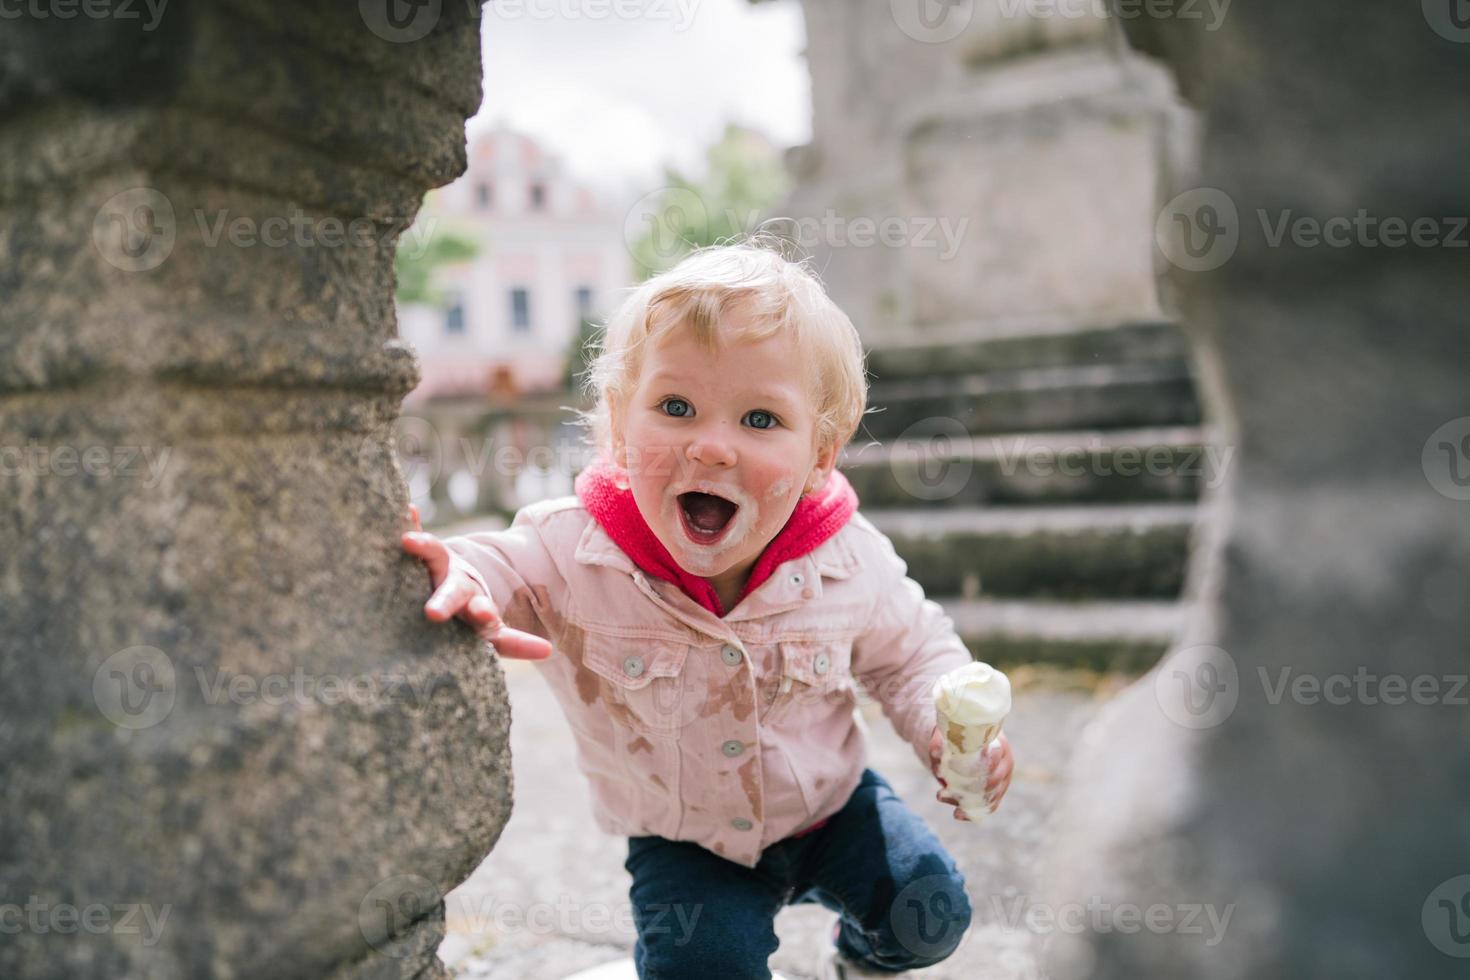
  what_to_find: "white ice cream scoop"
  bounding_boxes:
[931,661,1012,820]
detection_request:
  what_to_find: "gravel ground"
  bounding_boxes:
[439,658,1128,980]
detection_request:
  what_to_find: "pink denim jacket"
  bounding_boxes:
[447,496,976,869]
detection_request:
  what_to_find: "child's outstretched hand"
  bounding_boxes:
[400,505,553,660]
[928,727,1013,821]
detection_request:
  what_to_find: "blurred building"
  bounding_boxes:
[398,123,630,404]
[780,0,1203,671]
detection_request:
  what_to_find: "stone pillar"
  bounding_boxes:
[1046,3,1470,977]
[0,5,511,979]
[785,0,1191,340]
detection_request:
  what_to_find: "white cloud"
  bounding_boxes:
[470,0,810,196]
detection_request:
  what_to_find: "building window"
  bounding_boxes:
[529,182,546,211]
[445,293,465,334]
[476,182,492,209]
[510,288,531,333]
[575,286,594,320]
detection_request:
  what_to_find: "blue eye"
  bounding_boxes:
[746,410,778,430]
[660,398,692,418]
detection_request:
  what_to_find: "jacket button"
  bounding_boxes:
[721,739,745,757]
[731,818,753,831]
[622,656,645,678]
[813,653,830,675]
[721,645,742,666]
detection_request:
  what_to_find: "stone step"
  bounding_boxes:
[862,361,1201,440]
[839,425,1218,507]
[943,598,1184,673]
[868,504,1196,600]
[865,320,1191,381]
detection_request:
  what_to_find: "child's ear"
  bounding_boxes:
[804,440,839,495]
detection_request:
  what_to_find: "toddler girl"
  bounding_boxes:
[401,243,1014,978]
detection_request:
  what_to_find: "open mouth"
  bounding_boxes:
[677,490,740,545]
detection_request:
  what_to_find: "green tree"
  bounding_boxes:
[629,123,791,281]
[394,220,478,305]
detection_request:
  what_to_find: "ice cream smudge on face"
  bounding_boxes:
[766,478,791,500]
[662,483,760,576]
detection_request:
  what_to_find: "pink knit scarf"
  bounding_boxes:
[574,455,858,618]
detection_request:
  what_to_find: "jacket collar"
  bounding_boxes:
[572,457,861,621]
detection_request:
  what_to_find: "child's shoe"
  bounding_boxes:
[815,920,905,978]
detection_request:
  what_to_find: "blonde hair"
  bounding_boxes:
[575,239,869,461]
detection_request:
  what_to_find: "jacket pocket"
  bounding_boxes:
[582,634,694,739]
[769,638,854,722]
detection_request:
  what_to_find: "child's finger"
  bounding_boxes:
[401,532,451,585]
[486,625,554,660]
[409,504,423,532]
[425,576,476,621]
[464,595,501,628]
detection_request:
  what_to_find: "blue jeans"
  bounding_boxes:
[624,768,972,978]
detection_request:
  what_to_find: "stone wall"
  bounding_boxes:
[0,5,512,979]
[786,0,1192,340]
[1045,3,1470,977]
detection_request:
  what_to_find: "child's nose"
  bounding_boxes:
[685,429,737,468]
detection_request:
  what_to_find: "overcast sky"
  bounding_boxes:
[469,0,811,199]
